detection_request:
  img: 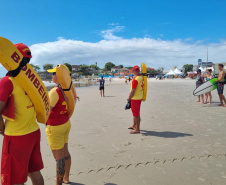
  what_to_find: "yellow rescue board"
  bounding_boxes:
[0,37,50,123]
[141,63,147,101]
[56,64,75,118]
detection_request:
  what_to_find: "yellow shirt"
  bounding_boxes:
[131,76,144,100]
[5,77,39,136]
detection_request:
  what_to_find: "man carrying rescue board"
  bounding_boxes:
[0,43,44,185]
[127,65,144,134]
[215,64,226,107]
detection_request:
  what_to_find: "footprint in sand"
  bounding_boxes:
[124,142,131,146]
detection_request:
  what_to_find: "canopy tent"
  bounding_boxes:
[199,67,205,72]
[174,68,183,75]
[165,69,175,76]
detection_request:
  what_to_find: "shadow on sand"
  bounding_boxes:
[105,183,118,185]
[69,183,85,185]
[140,130,193,138]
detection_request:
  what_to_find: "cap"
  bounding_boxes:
[15,43,32,58]
[132,65,140,71]
[47,65,71,74]
[197,69,201,73]
[47,66,57,73]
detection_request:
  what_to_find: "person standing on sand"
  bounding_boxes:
[196,69,205,103]
[215,64,226,107]
[99,76,105,97]
[125,77,128,84]
[46,66,73,185]
[202,69,213,104]
[127,65,144,134]
[0,43,44,185]
[128,77,131,83]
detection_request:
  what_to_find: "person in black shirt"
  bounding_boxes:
[99,76,105,97]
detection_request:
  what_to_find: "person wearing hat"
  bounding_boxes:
[46,66,73,185]
[196,69,205,103]
[0,43,44,185]
[127,65,144,134]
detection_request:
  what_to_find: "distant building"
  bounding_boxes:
[193,65,198,72]
[146,67,155,71]
[111,66,122,72]
[197,59,214,69]
[72,65,80,71]
[198,59,202,67]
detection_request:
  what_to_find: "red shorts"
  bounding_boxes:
[1,129,44,185]
[131,99,142,117]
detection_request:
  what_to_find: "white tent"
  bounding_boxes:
[174,68,183,75]
[199,66,205,72]
[166,69,175,76]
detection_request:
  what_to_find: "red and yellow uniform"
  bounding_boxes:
[0,76,43,185]
[131,75,144,117]
[46,87,71,150]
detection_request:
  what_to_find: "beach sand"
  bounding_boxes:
[1,78,226,185]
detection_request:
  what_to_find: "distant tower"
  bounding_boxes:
[198,59,202,67]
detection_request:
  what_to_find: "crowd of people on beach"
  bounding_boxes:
[196,64,226,106]
[0,43,144,185]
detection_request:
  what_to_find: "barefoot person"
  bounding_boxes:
[127,65,144,134]
[215,64,226,106]
[0,43,44,185]
[196,69,205,103]
[46,66,73,185]
[202,69,213,104]
[99,76,105,97]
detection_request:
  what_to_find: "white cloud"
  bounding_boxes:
[100,26,125,40]
[28,38,226,70]
[1,37,226,77]
[108,23,119,26]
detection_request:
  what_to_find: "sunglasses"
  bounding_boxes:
[52,72,56,75]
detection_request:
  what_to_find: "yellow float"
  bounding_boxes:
[0,37,50,123]
[55,64,75,118]
[141,63,147,101]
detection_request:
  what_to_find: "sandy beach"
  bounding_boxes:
[1,78,226,185]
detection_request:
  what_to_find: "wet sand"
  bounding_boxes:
[1,78,226,185]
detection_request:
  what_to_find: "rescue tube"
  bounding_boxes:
[141,63,147,101]
[0,37,50,123]
[56,64,75,118]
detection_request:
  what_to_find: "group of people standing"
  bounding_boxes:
[196,64,226,106]
[0,43,145,185]
[0,43,76,185]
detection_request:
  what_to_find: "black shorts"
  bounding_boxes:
[217,82,224,94]
[99,87,104,90]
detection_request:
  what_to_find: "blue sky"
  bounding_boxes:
[0,0,226,75]
[1,0,225,45]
